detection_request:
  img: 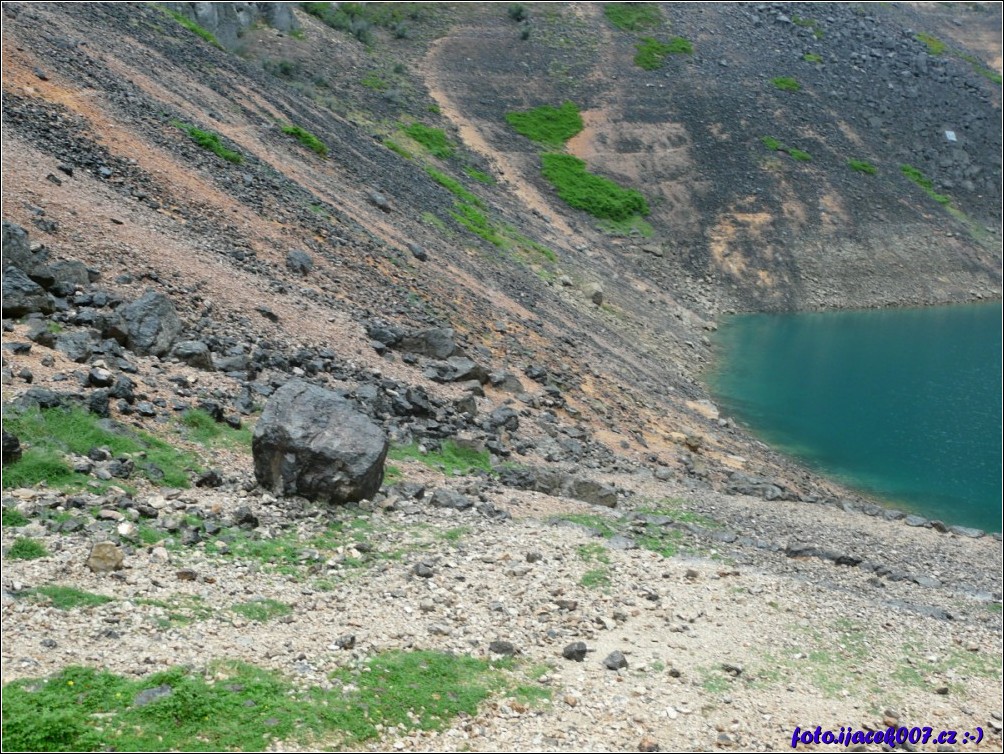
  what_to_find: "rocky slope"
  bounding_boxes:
[2,2,1001,752]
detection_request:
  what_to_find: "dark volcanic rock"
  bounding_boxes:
[252,379,389,504]
[2,221,36,273]
[397,327,459,359]
[172,340,213,370]
[285,249,313,275]
[3,430,22,465]
[108,291,182,356]
[2,266,54,317]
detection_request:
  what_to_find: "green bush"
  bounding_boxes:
[540,153,649,221]
[771,76,801,92]
[604,2,661,31]
[916,32,946,55]
[792,15,824,39]
[634,36,692,69]
[172,121,243,163]
[230,598,292,623]
[505,102,583,148]
[281,124,328,156]
[384,139,413,159]
[404,123,454,158]
[464,166,495,184]
[507,4,527,22]
[847,159,877,175]
[449,203,504,246]
[901,164,951,205]
[425,166,483,207]
[787,148,812,162]
[803,53,823,63]
[761,136,811,162]
[2,508,29,527]
[27,586,114,610]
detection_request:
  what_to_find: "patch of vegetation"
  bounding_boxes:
[25,586,113,610]
[634,36,692,69]
[847,159,877,175]
[540,153,649,221]
[421,211,447,231]
[281,124,328,156]
[262,57,301,78]
[901,164,951,205]
[384,463,403,485]
[958,53,1003,84]
[2,653,511,751]
[505,101,583,148]
[558,513,619,538]
[360,72,388,90]
[10,537,47,560]
[449,202,505,246]
[440,526,469,544]
[464,166,495,184]
[135,594,213,629]
[384,139,413,159]
[172,121,243,164]
[760,136,812,162]
[916,32,946,55]
[388,440,493,476]
[771,76,801,92]
[803,52,822,63]
[580,568,611,588]
[302,1,374,45]
[512,684,552,705]
[603,2,662,32]
[230,598,292,623]
[698,666,732,693]
[404,123,454,159]
[2,508,29,527]
[597,215,654,238]
[507,4,528,22]
[157,6,223,49]
[179,409,251,450]
[425,166,483,207]
[792,15,824,39]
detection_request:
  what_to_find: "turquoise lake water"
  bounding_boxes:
[708,302,1002,532]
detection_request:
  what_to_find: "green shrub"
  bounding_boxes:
[505,101,583,148]
[771,76,801,92]
[761,136,782,151]
[360,72,387,90]
[540,153,649,221]
[803,53,822,63]
[604,2,661,31]
[404,123,454,158]
[449,203,504,246]
[281,124,328,156]
[847,159,877,175]
[787,148,812,162]
[464,166,495,184]
[172,121,243,163]
[158,6,223,48]
[10,537,47,560]
[302,2,374,45]
[230,598,292,623]
[792,15,824,39]
[27,586,114,610]
[507,4,527,22]
[761,136,811,162]
[634,36,692,69]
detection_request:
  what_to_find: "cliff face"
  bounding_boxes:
[160,2,298,49]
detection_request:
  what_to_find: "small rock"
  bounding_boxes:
[639,736,661,752]
[489,640,517,656]
[562,641,588,662]
[176,568,198,581]
[413,562,434,578]
[603,650,628,670]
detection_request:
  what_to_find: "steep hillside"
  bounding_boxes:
[2,3,1001,752]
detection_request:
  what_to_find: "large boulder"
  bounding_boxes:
[2,266,55,317]
[107,291,182,356]
[2,221,37,274]
[252,380,388,504]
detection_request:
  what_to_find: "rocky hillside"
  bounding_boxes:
[2,2,1001,752]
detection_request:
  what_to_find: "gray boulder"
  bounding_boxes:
[54,331,96,363]
[397,327,458,359]
[2,266,54,317]
[2,221,37,274]
[252,380,388,504]
[285,249,313,275]
[108,291,182,356]
[172,340,213,370]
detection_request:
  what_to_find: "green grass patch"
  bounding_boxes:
[425,166,483,207]
[2,652,511,752]
[761,136,811,162]
[384,139,413,159]
[792,15,824,39]
[597,215,654,238]
[505,102,583,148]
[157,6,223,49]
[634,36,692,69]
[25,586,114,610]
[958,53,1003,84]
[540,153,648,221]
[421,211,447,231]
[603,2,661,32]
[172,121,242,163]
[901,164,951,205]
[179,409,252,450]
[230,598,292,623]
[360,72,387,90]
[404,123,454,159]
[847,159,877,175]
[450,202,505,246]
[2,508,30,527]
[512,684,552,705]
[803,53,822,63]
[388,440,493,476]
[135,594,213,628]
[558,513,619,538]
[916,32,946,55]
[771,76,801,92]
[580,568,610,588]
[464,166,495,184]
[10,537,47,560]
[281,124,328,156]
[577,542,611,564]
